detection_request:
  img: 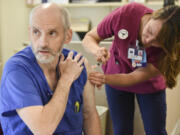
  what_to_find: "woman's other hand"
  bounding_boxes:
[88,71,105,88]
[96,47,110,65]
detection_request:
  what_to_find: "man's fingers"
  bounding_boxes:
[74,53,82,62]
[67,51,74,59]
[79,66,84,72]
[60,54,65,63]
[78,57,85,66]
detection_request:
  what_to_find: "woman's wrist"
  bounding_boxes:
[104,74,108,84]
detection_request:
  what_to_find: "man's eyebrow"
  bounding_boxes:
[31,26,60,32]
[47,26,60,31]
[32,26,39,30]
[48,28,57,32]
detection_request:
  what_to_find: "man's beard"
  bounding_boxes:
[31,46,61,64]
[36,52,56,64]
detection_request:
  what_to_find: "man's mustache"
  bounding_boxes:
[36,47,60,56]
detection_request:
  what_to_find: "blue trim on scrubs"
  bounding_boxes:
[0,46,87,135]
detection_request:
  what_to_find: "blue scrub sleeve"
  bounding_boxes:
[0,69,43,117]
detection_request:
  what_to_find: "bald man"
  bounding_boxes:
[0,3,101,135]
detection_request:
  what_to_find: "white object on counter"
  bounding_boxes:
[96,106,108,135]
[48,0,69,4]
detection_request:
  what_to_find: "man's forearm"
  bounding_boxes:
[35,76,73,134]
[17,76,73,135]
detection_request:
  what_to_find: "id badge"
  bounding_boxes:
[128,48,143,61]
[131,50,147,68]
[128,40,147,68]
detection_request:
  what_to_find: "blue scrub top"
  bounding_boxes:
[0,46,87,135]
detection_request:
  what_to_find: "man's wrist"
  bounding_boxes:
[58,75,74,85]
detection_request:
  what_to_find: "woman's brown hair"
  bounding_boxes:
[152,5,180,88]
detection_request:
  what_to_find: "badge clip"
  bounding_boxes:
[74,101,80,113]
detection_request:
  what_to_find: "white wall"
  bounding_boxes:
[166,76,180,135]
[0,0,30,65]
[0,0,2,79]
[0,0,2,60]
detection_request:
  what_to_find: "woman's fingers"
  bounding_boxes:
[97,85,102,90]
[89,76,105,84]
[96,47,110,65]
[88,72,105,85]
[89,79,104,86]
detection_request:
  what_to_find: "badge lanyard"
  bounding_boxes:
[127,40,147,68]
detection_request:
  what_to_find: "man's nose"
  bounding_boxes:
[39,34,48,47]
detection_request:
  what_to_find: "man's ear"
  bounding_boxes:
[64,29,72,44]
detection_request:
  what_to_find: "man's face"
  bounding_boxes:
[30,9,65,64]
[141,19,163,48]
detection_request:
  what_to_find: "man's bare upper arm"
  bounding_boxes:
[82,58,102,135]
[82,59,96,114]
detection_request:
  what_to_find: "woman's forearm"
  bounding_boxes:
[105,73,141,87]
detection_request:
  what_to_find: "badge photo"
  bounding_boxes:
[118,29,128,40]
[128,48,135,59]
[138,50,143,56]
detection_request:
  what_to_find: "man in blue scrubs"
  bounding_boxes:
[0,3,101,135]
